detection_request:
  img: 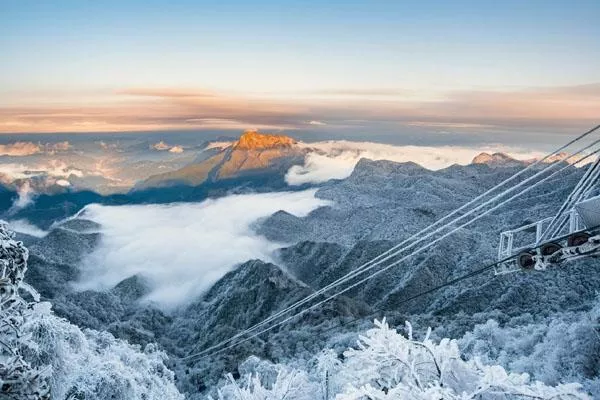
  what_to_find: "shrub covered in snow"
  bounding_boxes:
[213,318,590,399]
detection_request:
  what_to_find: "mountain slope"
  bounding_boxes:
[20,154,600,398]
[136,131,307,190]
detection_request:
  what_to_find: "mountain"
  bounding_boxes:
[136,131,307,190]
[472,151,581,167]
[258,158,519,245]
[262,157,597,319]
[21,224,367,394]
[471,152,524,166]
[15,150,600,397]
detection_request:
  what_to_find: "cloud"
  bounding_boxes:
[311,88,412,97]
[425,85,600,124]
[0,160,85,210]
[151,141,184,153]
[204,141,234,150]
[0,163,32,180]
[56,179,71,187]
[0,160,84,188]
[0,141,72,156]
[44,160,84,178]
[285,141,546,185]
[73,190,331,308]
[0,141,42,156]
[98,141,120,151]
[10,181,35,211]
[405,121,494,129]
[151,141,171,151]
[1,83,597,134]
[116,87,218,98]
[46,141,71,153]
[8,219,48,238]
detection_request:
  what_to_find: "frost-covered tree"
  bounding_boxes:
[213,318,590,400]
[21,303,184,400]
[0,221,50,399]
[337,319,587,399]
[0,221,183,400]
[210,356,321,400]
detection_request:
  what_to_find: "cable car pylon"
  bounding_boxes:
[496,153,600,274]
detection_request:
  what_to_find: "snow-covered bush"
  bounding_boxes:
[213,318,590,399]
[0,221,183,400]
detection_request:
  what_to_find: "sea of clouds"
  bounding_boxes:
[74,190,330,308]
[285,141,546,185]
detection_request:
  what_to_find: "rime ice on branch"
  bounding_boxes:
[214,318,590,399]
[0,221,50,399]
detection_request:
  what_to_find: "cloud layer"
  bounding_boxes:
[150,141,185,153]
[0,141,72,156]
[8,219,48,238]
[74,190,330,308]
[0,161,83,182]
[0,141,42,156]
[286,141,546,185]
[1,83,598,135]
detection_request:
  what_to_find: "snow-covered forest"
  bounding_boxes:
[2,218,598,399]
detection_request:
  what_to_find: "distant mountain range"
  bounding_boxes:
[0,131,575,231]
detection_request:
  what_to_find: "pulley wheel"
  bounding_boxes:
[540,242,561,256]
[517,251,535,269]
[567,232,591,247]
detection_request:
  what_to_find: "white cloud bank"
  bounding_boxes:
[8,219,48,237]
[0,142,42,156]
[74,190,331,308]
[168,145,184,153]
[0,161,83,182]
[285,141,546,185]
[204,141,234,150]
[151,141,184,153]
[0,141,71,156]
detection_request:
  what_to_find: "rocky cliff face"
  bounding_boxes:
[233,130,296,150]
[137,131,306,190]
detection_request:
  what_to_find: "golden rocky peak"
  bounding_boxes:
[471,152,514,164]
[234,130,296,150]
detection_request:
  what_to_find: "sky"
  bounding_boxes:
[1,0,599,141]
